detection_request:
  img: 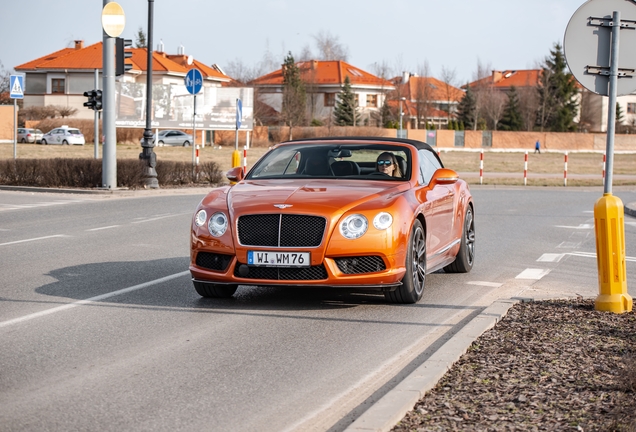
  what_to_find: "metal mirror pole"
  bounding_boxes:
[140,0,159,188]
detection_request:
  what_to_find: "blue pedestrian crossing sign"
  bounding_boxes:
[10,75,24,99]
[185,68,203,95]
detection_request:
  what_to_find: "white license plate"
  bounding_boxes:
[247,251,310,267]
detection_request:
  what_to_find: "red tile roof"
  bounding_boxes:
[406,77,464,102]
[15,41,230,81]
[465,70,541,89]
[251,60,393,87]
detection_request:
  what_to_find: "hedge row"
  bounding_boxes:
[0,158,224,189]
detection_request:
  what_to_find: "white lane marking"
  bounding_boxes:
[466,281,503,288]
[555,224,594,229]
[626,222,636,227]
[0,271,190,329]
[565,251,636,263]
[86,225,120,232]
[583,211,594,214]
[0,235,69,247]
[0,200,84,211]
[516,268,551,280]
[557,241,580,249]
[537,253,564,262]
[132,213,188,224]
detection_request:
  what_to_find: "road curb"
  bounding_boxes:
[626,202,636,218]
[343,299,519,432]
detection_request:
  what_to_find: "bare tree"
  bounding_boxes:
[440,66,458,123]
[0,61,11,105]
[56,105,78,118]
[518,86,539,131]
[482,87,506,130]
[312,30,348,61]
[413,62,432,129]
[469,58,492,130]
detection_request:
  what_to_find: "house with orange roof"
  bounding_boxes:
[390,73,465,130]
[462,69,636,133]
[250,60,394,126]
[15,40,233,124]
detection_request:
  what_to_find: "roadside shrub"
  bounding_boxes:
[0,158,223,189]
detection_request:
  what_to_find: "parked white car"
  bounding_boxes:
[41,126,85,145]
[17,128,44,143]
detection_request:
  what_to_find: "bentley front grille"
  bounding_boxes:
[233,263,328,280]
[237,214,326,247]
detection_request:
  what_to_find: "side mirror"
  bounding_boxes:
[226,166,245,183]
[430,168,459,186]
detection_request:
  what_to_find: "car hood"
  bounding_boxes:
[227,179,406,215]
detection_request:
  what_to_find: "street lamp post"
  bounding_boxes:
[399,97,406,137]
[139,0,158,188]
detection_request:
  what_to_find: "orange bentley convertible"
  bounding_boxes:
[190,137,474,304]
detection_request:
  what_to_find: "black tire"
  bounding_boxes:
[62,140,69,145]
[183,141,190,147]
[193,281,238,298]
[42,139,47,145]
[444,205,475,273]
[158,140,165,146]
[385,219,426,304]
[20,138,26,143]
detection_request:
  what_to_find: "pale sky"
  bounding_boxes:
[2,0,587,85]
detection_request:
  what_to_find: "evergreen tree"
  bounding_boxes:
[616,102,625,130]
[333,76,360,126]
[380,99,392,128]
[135,27,147,48]
[498,86,523,131]
[457,86,476,130]
[536,43,578,132]
[281,52,306,134]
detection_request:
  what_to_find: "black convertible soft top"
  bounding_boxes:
[282,136,443,166]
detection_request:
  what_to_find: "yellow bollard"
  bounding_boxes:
[230,150,241,185]
[594,193,632,313]
[231,150,241,168]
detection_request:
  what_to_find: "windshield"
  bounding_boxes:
[248,143,411,180]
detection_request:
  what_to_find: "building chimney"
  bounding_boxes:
[157,40,165,52]
[178,44,185,55]
[402,71,410,84]
[74,40,84,50]
[492,70,503,83]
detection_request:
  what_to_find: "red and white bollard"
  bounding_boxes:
[195,145,200,166]
[564,151,568,187]
[602,153,606,185]
[479,149,484,185]
[243,145,247,174]
[524,151,528,186]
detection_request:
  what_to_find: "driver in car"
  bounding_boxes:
[376,152,403,178]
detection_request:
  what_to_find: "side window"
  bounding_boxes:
[418,149,442,186]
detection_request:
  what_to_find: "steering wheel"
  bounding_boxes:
[368,171,390,177]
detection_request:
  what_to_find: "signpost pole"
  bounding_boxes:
[13,98,17,160]
[564,0,633,313]
[192,95,196,166]
[232,98,242,168]
[593,10,632,313]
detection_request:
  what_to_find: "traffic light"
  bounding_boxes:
[83,89,103,111]
[116,37,133,76]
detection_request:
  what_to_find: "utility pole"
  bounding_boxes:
[101,0,118,189]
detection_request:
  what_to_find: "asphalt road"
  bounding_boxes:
[0,186,635,432]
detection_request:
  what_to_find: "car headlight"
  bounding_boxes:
[340,214,368,239]
[373,212,393,230]
[208,212,228,237]
[194,209,207,227]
